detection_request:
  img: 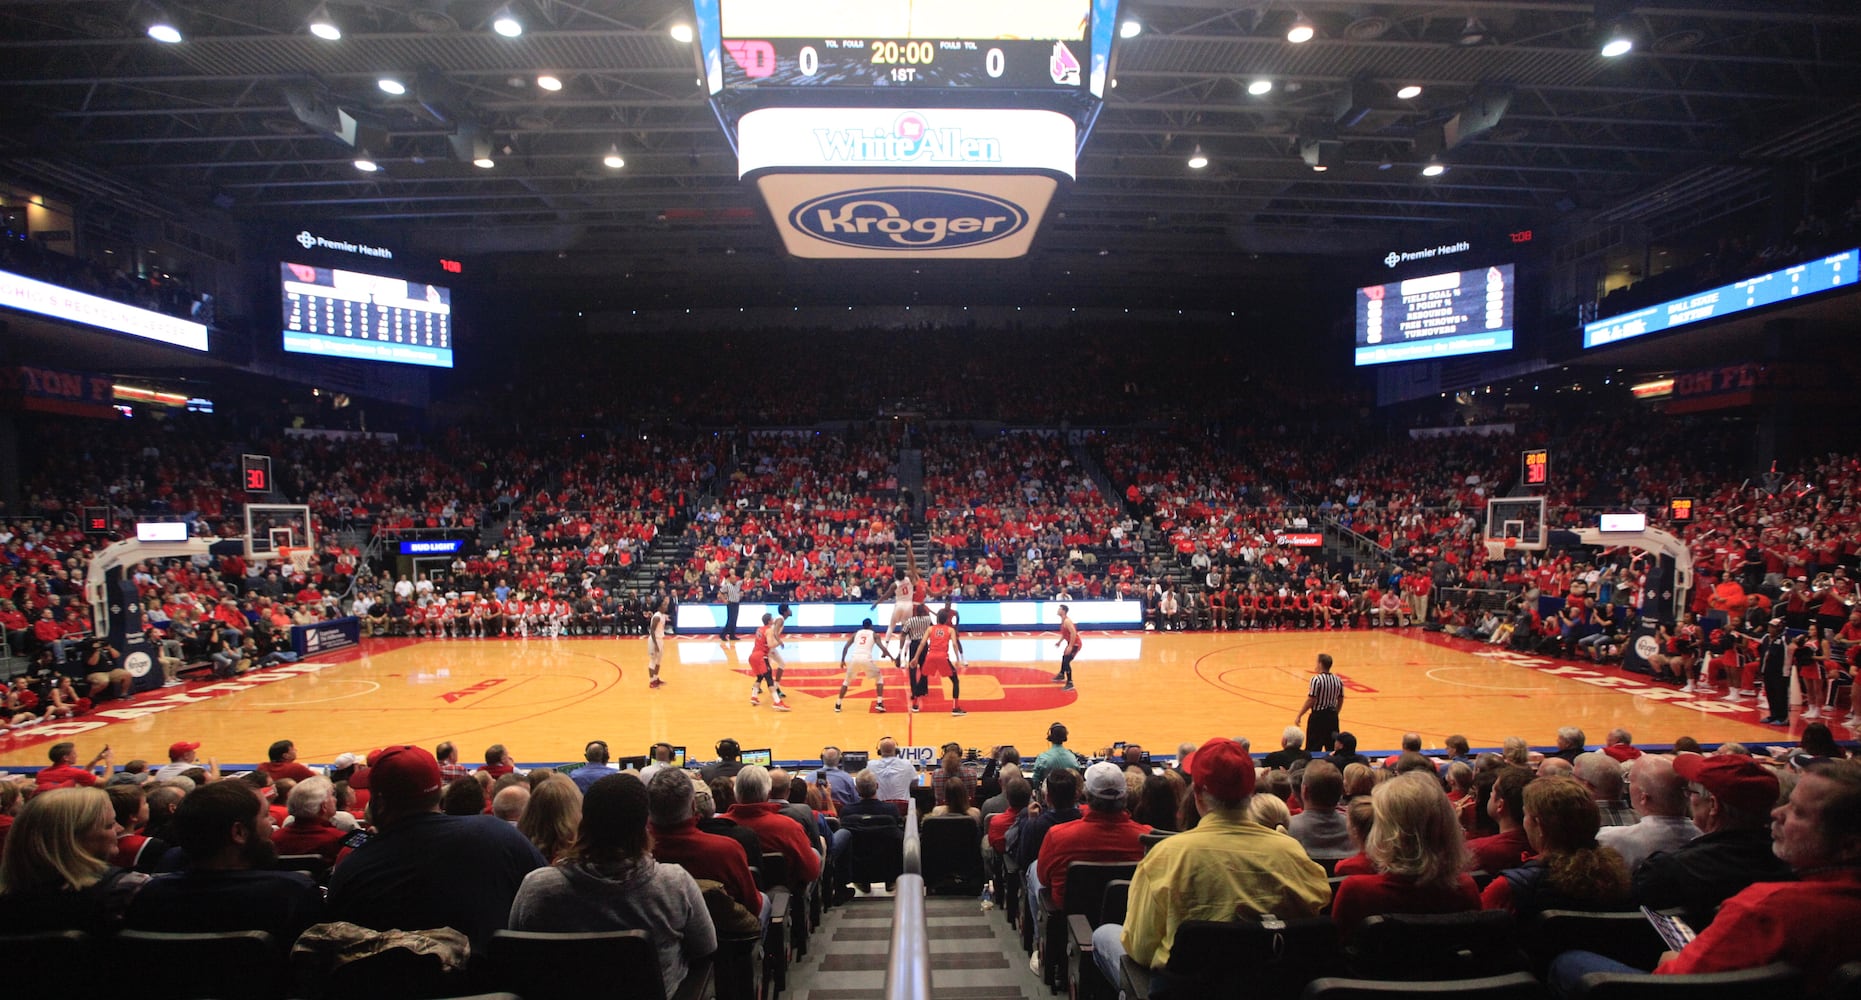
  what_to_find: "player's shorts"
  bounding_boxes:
[749,652,769,675]
[648,637,663,667]
[893,598,913,620]
[844,656,881,684]
[921,654,953,679]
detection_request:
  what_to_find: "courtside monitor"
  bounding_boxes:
[1584,247,1855,349]
[1355,263,1514,366]
[741,748,774,767]
[280,261,453,368]
[841,751,870,771]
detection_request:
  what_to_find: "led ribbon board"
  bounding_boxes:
[0,268,208,351]
[1584,248,1855,349]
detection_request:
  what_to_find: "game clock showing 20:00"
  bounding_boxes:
[718,0,1093,88]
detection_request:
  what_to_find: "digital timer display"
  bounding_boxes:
[1669,498,1694,522]
[716,0,1094,89]
[1522,449,1549,487]
[242,454,273,494]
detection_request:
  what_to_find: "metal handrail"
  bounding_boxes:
[885,798,930,1000]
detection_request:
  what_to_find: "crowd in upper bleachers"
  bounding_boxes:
[0,229,211,322]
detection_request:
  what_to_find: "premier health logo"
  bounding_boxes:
[297,230,318,249]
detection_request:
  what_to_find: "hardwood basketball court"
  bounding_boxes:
[0,627,1833,772]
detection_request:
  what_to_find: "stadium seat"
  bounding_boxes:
[1525,910,1666,978]
[840,813,905,888]
[117,929,286,1000]
[1299,972,1548,999]
[917,815,985,895]
[1120,917,1340,999]
[276,852,332,885]
[1039,861,1137,993]
[1139,831,1176,854]
[1347,911,1525,981]
[1066,879,1132,1000]
[1820,961,1861,1000]
[487,929,712,1000]
[1568,962,1803,998]
[0,930,102,998]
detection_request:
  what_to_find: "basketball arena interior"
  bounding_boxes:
[0,2,1859,999]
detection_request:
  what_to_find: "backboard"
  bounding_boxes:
[1483,497,1547,560]
[244,503,314,562]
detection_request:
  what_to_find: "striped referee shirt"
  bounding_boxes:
[1308,672,1345,711]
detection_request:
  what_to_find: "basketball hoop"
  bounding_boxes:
[279,546,313,576]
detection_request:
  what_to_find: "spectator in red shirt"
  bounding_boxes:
[1465,766,1535,874]
[272,776,348,864]
[1036,762,1152,910]
[35,741,113,791]
[1331,773,1480,939]
[723,765,821,888]
[646,768,763,920]
[256,739,316,783]
[482,744,517,780]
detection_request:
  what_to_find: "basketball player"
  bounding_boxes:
[1053,604,1080,691]
[749,613,789,711]
[647,599,669,689]
[873,539,921,647]
[767,602,791,680]
[836,617,893,713]
[913,607,966,716]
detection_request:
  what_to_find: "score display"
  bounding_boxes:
[1669,498,1695,523]
[1354,263,1515,367]
[280,262,453,369]
[712,0,1098,90]
[1584,247,1855,349]
[1522,448,1549,488]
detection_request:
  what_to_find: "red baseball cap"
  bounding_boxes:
[1185,737,1256,803]
[168,741,200,758]
[1674,753,1779,816]
[349,744,442,801]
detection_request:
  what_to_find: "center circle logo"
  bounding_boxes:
[792,187,1029,252]
[124,651,153,678]
[1632,635,1659,661]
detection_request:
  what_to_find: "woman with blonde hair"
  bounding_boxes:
[1330,772,1480,938]
[0,787,149,934]
[519,774,583,864]
[1340,762,1376,805]
[1246,792,1292,832]
[1480,777,1630,916]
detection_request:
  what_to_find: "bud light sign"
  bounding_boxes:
[791,187,1029,252]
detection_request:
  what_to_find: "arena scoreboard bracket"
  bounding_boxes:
[692,0,1122,259]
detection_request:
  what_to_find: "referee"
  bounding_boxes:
[1295,653,1344,753]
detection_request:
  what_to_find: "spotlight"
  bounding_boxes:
[1600,34,1633,57]
[1421,162,1446,177]
[1396,84,1422,100]
[354,154,380,172]
[602,145,625,169]
[492,7,523,37]
[536,74,563,91]
[1187,145,1209,170]
[669,23,695,44]
[1311,164,1327,172]
[1286,17,1315,44]
[1457,18,1488,45]
[377,77,407,95]
[1119,18,1142,39]
[147,21,183,44]
[307,5,341,40]
[473,156,496,169]
[1247,79,1273,96]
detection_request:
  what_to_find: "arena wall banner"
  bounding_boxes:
[292,616,360,658]
[675,599,1142,634]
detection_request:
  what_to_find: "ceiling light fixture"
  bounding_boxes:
[536,74,563,91]
[492,7,523,37]
[1247,79,1273,96]
[1600,33,1634,57]
[1458,18,1488,45]
[1396,84,1422,100]
[602,145,625,169]
[473,156,495,169]
[307,5,341,40]
[1421,161,1446,177]
[1187,145,1209,169]
[1286,17,1315,44]
[1119,19,1142,39]
[669,22,695,44]
[354,153,379,172]
[377,77,407,95]
[147,21,183,43]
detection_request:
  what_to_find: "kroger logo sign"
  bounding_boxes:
[791,187,1029,252]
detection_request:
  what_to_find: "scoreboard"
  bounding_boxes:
[1521,448,1549,488]
[279,261,454,369]
[1354,263,1515,367]
[703,0,1119,95]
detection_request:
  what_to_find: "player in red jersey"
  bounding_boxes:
[1052,604,1081,691]
[748,613,789,711]
[913,608,966,715]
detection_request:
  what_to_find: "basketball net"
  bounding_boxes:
[278,545,313,577]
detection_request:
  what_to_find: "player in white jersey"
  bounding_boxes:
[647,599,669,688]
[835,617,896,713]
[871,539,921,647]
[767,602,791,678]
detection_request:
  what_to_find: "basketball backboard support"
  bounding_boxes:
[244,504,314,562]
[1484,497,1547,560]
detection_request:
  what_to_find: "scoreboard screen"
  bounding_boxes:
[714,0,1097,89]
[1354,263,1515,367]
[280,262,454,369]
[1521,448,1549,487]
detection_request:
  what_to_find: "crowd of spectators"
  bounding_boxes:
[0,229,211,322]
[5,718,1852,996]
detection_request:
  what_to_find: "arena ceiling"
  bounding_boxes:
[1,1,1859,309]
